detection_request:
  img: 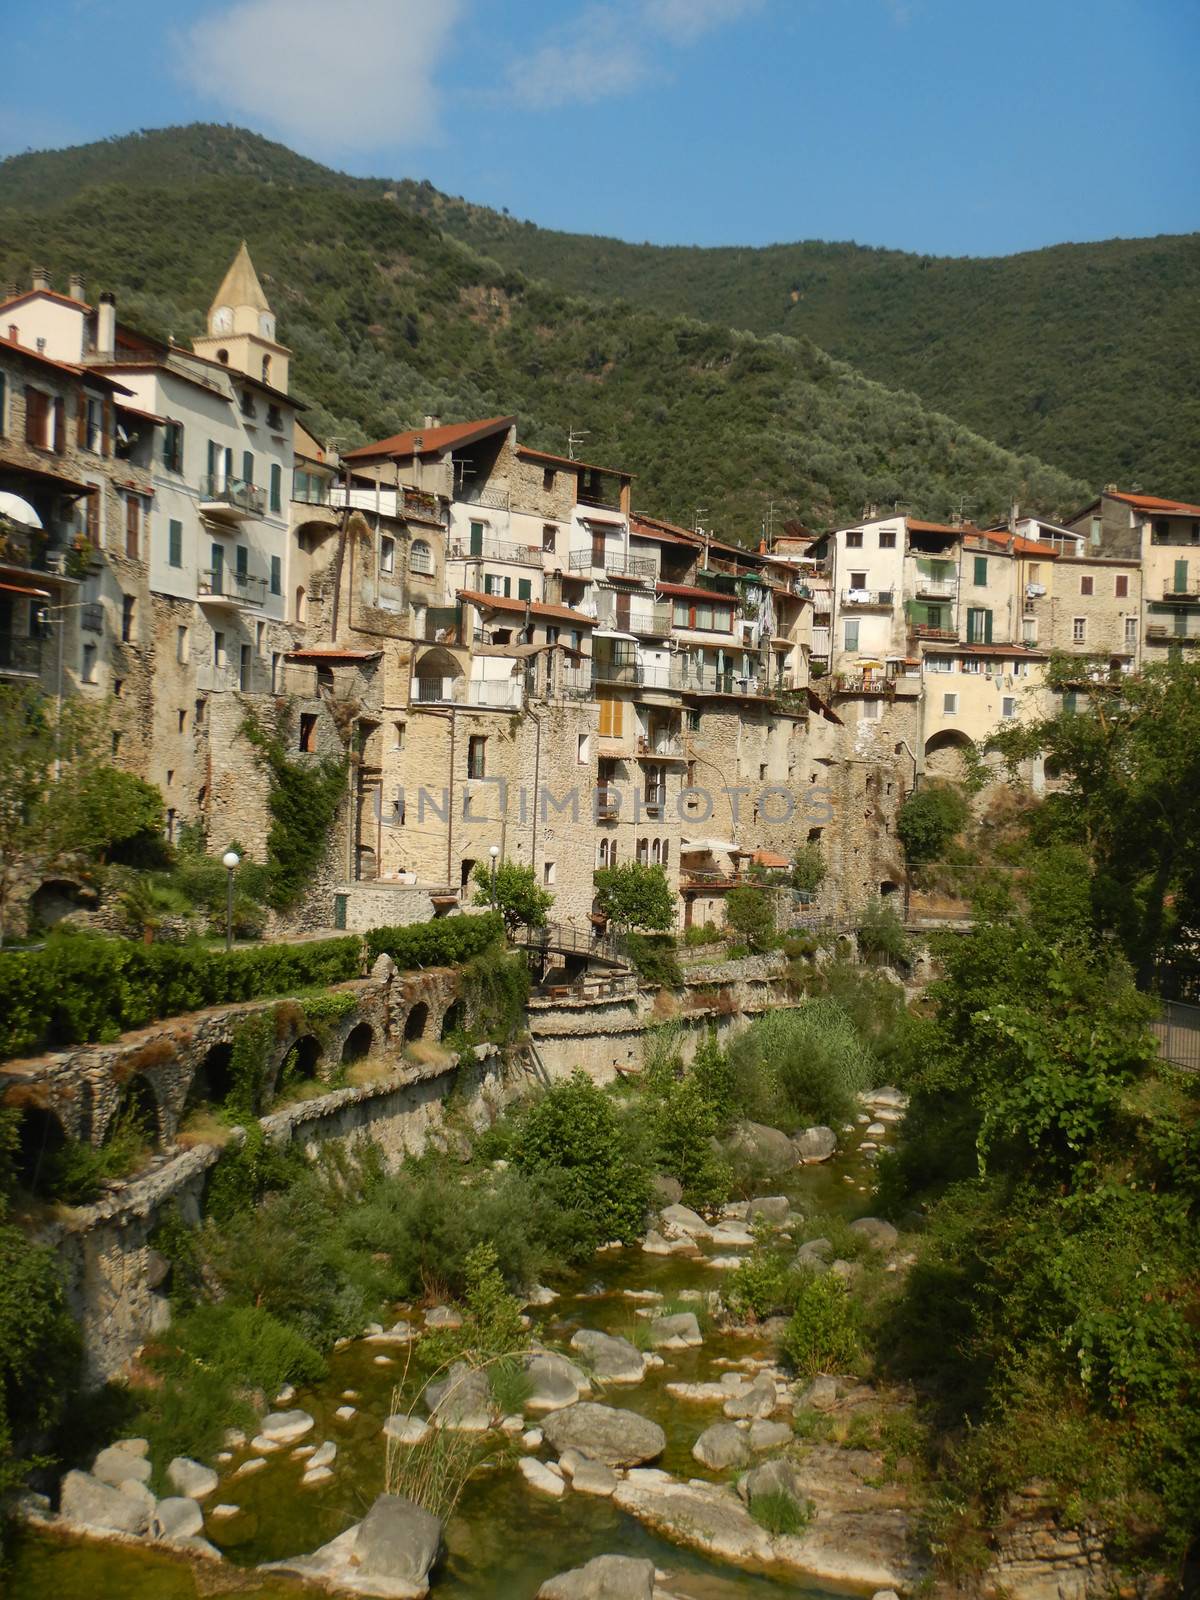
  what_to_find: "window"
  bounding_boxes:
[636,837,649,866]
[295,586,306,624]
[410,539,433,575]
[943,692,958,714]
[168,518,183,569]
[121,594,135,643]
[162,420,184,473]
[270,555,281,596]
[1125,616,1138,648]
[393,721,406,751]
[926,655,952,672]
[517,578,532,601]
[299,713,317,753]
[24,386,50,448]
[598,696,623,737]
[672,599,690,627]
[687,709,700,732]
[1091,516,1102,544]
[543,861,556,886]
[849,570,867,589]
[845,530,863,549]
[467,735,487,779]
[577,732,591,764]
[380,536,396,575]
[861,699,881,720]
[271,653,282,693]
[661,841,669,869]
[270,463,282,514]
[267,404,282,431]
[1028,562,1041,585]
[966,607,993,645]
[82,644,97,683]
[1002,696,1016,718]
[176,625,188,664]
[124,495,141,559]
[1022,617,1038,645]
[878,530,896,549]
[843,619,859,651]
[543,467,555,491]
[83,395,104,453]
[235,545,248,586]
[112,678,123,698]
[86,485,100,546]
[255,620,265,654]
[1153,519,1170,543]
[542,524,557,553]
[213,630,226,667]
[973,555,988,586]
[1080,575,1094,596]
[1115,574,1128,598]
[1072,617,1087,643]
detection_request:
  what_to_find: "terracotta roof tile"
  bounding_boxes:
[344,416,515,463]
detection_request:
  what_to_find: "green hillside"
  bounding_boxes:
[0,127,1088,536]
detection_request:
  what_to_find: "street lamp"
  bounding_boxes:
[222,851,240,952]
[488,845,500,909]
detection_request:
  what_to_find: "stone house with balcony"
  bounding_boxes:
[1065,487,1200,658]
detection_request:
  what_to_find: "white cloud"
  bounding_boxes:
[514,0,764,110]
[176,0,462,152]
[643,0,765,44]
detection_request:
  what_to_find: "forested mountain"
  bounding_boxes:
[0,125,1093,536]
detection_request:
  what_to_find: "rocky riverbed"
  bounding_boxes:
[13,1089,921,1600]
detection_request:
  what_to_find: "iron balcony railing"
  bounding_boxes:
[637,733,684,757]
[458,486,511,512]
[199,475,264,516]
[841,589,895,607]
[411,677,524,708]
[912,578,957,599]
[1146,623,1200,644]
[448,536,542,568]
[568,550,655,580]
[199,569,268,606]
[1163,580,1200,600]
[595,602,673,635]
[560,668,595,698]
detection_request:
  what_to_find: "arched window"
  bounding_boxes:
[262,354,271,383]
[651,839,661,864]
[597,838,610,868]
[295,585,306,624]
[661,841,669,869]
[409,539,433,575]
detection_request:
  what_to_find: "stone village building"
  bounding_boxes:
[0,250,1180,942]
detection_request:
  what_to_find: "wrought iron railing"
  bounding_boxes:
[199,475,264,516]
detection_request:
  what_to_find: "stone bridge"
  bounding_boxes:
[0,957,469,1178]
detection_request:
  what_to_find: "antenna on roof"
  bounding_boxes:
[566,427,590,461]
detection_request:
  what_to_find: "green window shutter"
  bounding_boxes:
[168,519,182,568]
[469,521,484,556]
[236,545,248,581]
[270,463,282,513]
[517,578,532,601]
[503,576,512,598]
[1174,559,1188,595]
[984,609,993,643]
[242,450,254,485]
[973,555,988,586]
[270,555,281,595]
[211,542,223,589]
[207,439,217,480]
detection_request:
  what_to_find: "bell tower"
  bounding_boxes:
[192,241,290,393]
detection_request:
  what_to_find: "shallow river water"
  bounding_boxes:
[9,1128,887,1600]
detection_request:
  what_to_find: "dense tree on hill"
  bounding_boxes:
[0,129,1089,537]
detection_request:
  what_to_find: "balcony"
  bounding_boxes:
[637,733,685,760]
[448,536,542,568]
[1163,580,1200,601]
[596,602,673,636]
[593,657,643,687]
[680,668,770,697]
[913,577,957,600]
[841,589,894,608]
[458,486,511,513]
[0,633,42,679]
[199,475,264,522]
[198,569,268,608]
[911,624,956,641]
[1146,624,1200,645]
[595,787,620,821]
[411,676,524,708]
[568,550,656,581]
[560,668,595,699]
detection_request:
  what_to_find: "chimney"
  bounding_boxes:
[1103,482,1118,494]
[31,266,50,292]
[68,273,86,303]
[1008,499,1019,533]
[96,292,116,359]
[423,415,440,430]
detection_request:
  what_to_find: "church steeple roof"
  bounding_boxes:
[208,241,270,316]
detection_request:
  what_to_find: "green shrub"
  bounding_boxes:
[857,899,910,965]
[724,884,777,953]
[749,1488,813,1536]
[726,1235,801,1319]
[204,1123,306,1224]
[650,1075,732,1210]
[728,1001,874,1129]
[781,1271,861,1377]
[623,932,682,987]
[682,921,722,947]
[790,843,826,897]
[365,912,504,972]
[0,1222,81,1504]
[0,934,363,1060]
[690,1031,735,1130]
[896,784,969,864]
[511,1072,651,1256]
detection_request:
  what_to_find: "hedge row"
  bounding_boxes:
[0,913,509,1061]
[0,936,364,1061]
[365,911,504,970]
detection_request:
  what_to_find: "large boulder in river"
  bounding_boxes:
[659,1203,710,1239]
[849,1217,898,1251]
[355,1493,442,1589]
[537,1554,656,1599]
[166,1456,218,1499]
[728,1120,797,1173]
[739,1456,812,1515]
[91,1444,153,1488]
[693,1421,752,1470]
[648,1311,702,1350]
[424,1362,492,1430]
[151,1496,205,1542]
[60,1470,155,1535]
[569,1329,648,1384]
[523,1351,591,1413]
[793,1126,837,1164]
[541,1402,665,1468]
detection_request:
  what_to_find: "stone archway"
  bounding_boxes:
[186,1041,234,1112]
[924,729,975,783]
[440,1001,466,1041]
[341,1022,374,1065]
[276,1035,322,1098]
[403,1002,429,1044]
[103,1073,161,1152]
[13,1104,67,1196]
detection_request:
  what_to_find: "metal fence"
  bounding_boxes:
[1151,1000,1200,1072]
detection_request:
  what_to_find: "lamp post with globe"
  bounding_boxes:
[222,851,240,952]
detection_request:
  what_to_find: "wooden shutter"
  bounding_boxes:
[52,396,65,453]
[24,386,44,445]
[76,392,88,448]
[125,495,139,559]
[101,400,111,457]
[86,488,100,545]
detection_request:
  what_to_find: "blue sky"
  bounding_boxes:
[1,0,1196,256]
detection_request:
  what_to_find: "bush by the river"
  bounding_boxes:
[728,1000,874,1129]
